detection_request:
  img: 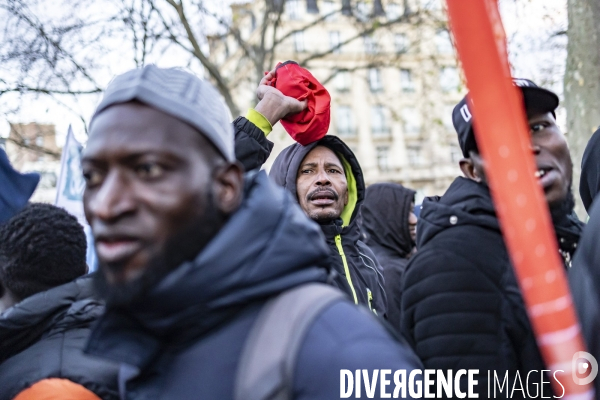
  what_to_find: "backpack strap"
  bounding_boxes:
[234,283,345,400]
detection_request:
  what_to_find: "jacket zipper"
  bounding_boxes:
[358,252,386,301]
[367,288,377,315]
[334,234,358,304]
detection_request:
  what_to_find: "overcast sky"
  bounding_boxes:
[0,0,568,145]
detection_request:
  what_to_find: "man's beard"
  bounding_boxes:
[93,194,229,308]
[306,187,342,224]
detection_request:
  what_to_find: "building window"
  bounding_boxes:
[387,2,402,20]
[322,0,337,21]
[402,107,421,136]
[329,31,341,53]
[35,136,44,146]
[335,70,351,92]
[364,35,378,54]
[394,33,409,53]
[306,0,319,13]
[371,105,389,136]
[407,146,422,166]
[400,69,415,92]
[368,68,382,92]
[439,66,460,93]
[376,146,390,171]
[356,1,369,21]
[287,0,301,20]
[337,105,356,136]
[293,31,305,52]
[435,30,453,54]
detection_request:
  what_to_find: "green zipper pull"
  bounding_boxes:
[367,288,376,315]
[334,234,358,304]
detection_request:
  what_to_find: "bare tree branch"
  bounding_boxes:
[163,0,240,115]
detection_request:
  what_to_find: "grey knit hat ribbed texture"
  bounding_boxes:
[91,65,234,161]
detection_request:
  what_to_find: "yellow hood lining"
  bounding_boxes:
[338,153,357,227]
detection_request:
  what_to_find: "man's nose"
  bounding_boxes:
[530,143,541,155]
[87,171,136,222]
[314,169,331,186]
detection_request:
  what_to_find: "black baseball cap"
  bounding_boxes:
[452,78,560,157]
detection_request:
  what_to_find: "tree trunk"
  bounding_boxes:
[564,0,600,218]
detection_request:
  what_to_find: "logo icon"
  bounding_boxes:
[460,104,472,122]
[572,351,598,385]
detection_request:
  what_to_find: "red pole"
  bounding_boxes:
[445,0,593,398]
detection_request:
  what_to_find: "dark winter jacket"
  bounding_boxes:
[269,135,387,316]
[401,177,583,398]
[362,183,416,329]
[85,172,421,400]
[580,126,600,212]
[570,198,600,397]
[0,276,119,400]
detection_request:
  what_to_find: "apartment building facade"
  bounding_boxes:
[211,0,466,200]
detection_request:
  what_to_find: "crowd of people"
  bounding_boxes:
[0,63,599,400]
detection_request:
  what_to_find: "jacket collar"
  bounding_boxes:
[418,177,583,263]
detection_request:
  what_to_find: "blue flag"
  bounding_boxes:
[0,147,39,225]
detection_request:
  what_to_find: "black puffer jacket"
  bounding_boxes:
[362,183,416,328]
[580,126,600,212]
[401,177,583,398]
[269,136,386,316]
[0,275,119,400]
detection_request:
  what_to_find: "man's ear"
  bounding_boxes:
[212,162,244,215]
[459,157,480,182]
[344,189,349,206]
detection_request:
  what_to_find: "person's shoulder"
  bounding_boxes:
[299,300,420,369]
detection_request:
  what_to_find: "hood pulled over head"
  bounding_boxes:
[269,136,363,227]
[362,183,415,258]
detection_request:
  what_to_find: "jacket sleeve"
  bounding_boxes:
[13,378,101,400]
[400,247,519,396]
[233,116,274,172]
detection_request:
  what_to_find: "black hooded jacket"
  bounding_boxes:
[0,276,119,400]
[269,136,387,316]
[401,177,583,397]
[580,126,600,212]
[570,198,600,397]
[362,183,415,329]
[85,172,421,399]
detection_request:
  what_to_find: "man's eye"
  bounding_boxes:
[531,123,545,132]
[83,170,104,187]
[136,163,164,179]
[329,169,340,174]
[302,169,312,174]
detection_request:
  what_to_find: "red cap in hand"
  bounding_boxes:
[266,61,331,145]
